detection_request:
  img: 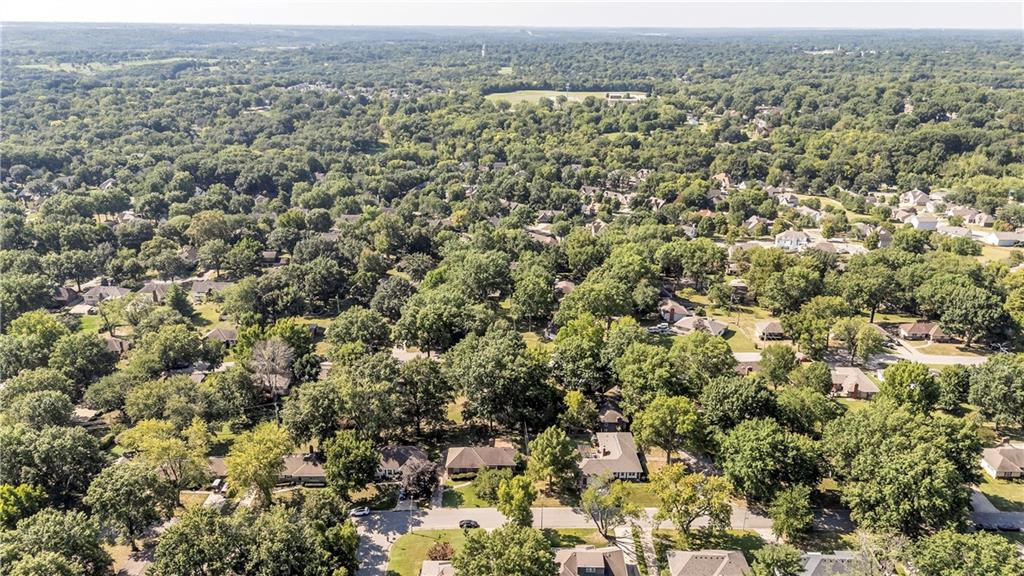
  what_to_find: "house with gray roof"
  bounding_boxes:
[666,550,750,576]
[579,432,643,485]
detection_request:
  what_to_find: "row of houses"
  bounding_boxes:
[425,548,863,576]
[61,279,234,316]
[207,445,431,487]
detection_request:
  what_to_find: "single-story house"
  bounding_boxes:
[743,216,771,233]
[777,193,800,208]
[599,401,629,433]
[101,334,132,356]
[800,551,863,576]
[555,546,631,576]
[775,230,809,252]
[893,208,914,223]
[203,328,238,347]
[831,367,879,400]
[908,214,938,231]
[981,231,1024,247]
[378,445,430,480]
[755,320,785,341]
[875,228,893,248]
[666,550,750,576]
[935,225,972,238]
[138,281,174,303]
[579,432,643,484]
[52,286,81,307]
[68,303,96,316]
[660,299,693,323]
[898,321,949,342]
[795,205,823,224]
[806,241,837,254]
[420,561,456,576]
[973,213,995,227]
[444,446,518,476]
[72,406,107,432]
[980,444,1024,479]
[207,454,326,486]
[190,280,233,301]
[899,189,929,207]
[672,316,727,337]
[728,279,748,303]
[554,280,577,299]
[82,285,131,306]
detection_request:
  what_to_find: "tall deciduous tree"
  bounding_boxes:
[84,460,175,551]
[719,418,821,503]
[454,524,556,576]
[527,427,580,490]
[631,395,701,464]
[768,485,813,542]
[880,361,938,413]
[652,465,732,537]
[497,475,536,527]
[578,475,639,538]
[225,422,291,508]
[323,430,379,499]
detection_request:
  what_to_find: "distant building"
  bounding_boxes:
[898,321,949,342]
[908,213,938,231]
[672,316,727,337]
[755,320,785,341]
[981,231,1023,247]
[775,230,809,251]
[443,446,518,476]
[378,446,430,480]
[800,552,865,576]
[82,285,131,306]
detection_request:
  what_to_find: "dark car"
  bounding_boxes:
[459,519,480,529]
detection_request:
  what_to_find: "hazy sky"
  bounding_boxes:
[4,1,1023,29]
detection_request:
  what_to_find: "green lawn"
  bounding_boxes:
[521,331,553,352]
[654,529,766,563]
[352,484,400,510]
[388,530,469,576]
[441,481,490,508]
[616,482,660,507]
[837,398,872,412]
[77,314,102,333]
[978,475,1024,512]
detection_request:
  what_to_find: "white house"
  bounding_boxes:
[775,230,809,251]
[982,231,1023,247]
[981,444,1024,479]
[908,213,938,231]
[899,189,929,207]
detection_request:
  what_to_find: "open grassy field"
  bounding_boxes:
[978,475,1024,512]
[441,480,490,508]
[484,90,610,104]
[19,57,190,74]
[979,244,1020,263]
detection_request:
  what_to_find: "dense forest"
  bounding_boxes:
[1,24,1023,576]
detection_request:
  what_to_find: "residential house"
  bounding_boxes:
[537,210,565,224]
[666,550,750,576]
[776,193,800,208]
[681,224,698,239]
[728,279,748,304]
[806,241,838,254]
[587,220,608,236]
[908,213,938,231]
[830,367,879,400]
[980,443,1024,479]
[443,446,518,476]
[82,285,131,306]
[935,225,972,239]
[660,299,693,323]
[795,205,823,224]
[892,208,914,223]
[72,406,106,432]
[190,280,233,302]
[207,453,326,486]
[946,206,979,221]
[706,189,729,208]
[554,546,631,576]
[973,213,995,227]
[875,228,893,248]
[981,231,1023,247]
[378,446,430,480]
[101,334,132,356]
[672,316,727,337]
[203,328,238,347]
[52,286,81,308]
[898,321,949,342]
[755,320,785,341]
[775,230,809,251]
[598,402,629,433]
[138,281,174,303]
[899,189,929,208]
[419,561,456,576]
[800,552,864,576]
[579,432,643,484]
[742,216,771,234]
[68,303,96,316]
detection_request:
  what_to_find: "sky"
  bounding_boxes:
[3,1,1022,29]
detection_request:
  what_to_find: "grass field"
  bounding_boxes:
[979,244,1020,263]
[616,482,660,507]
[484,90,610,104]
[905,340,988,358]
[77,314,102,333]
[978,475,1024,512]
[19,57,190,74]
[441,480,489,508]
[837,398,872,412]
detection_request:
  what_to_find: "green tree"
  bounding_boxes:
[0,484,47,529]
[281,378,345,444]
[1,509,112,576]
[225,422,291,508]
[768,485,813,542]
[614,342,684,416]
[84,460,175,551]
[552,313,607,394]
[527,426,579,490]
[910,529,1024,576]
[454,524,556,576]
[327,306,392,351]
[719,418,821,503]
[5,390,74,429]
[790,362,833,396]
[323,429,380,499]
[473,467,514,504]
[751,544,804,576]
[671,331,737,391]
[781,296,850,359]
[759,344,797,387]
[559,389,598,432]
[936,364,971,412]
[880,361,938,413]
[48,332,117,388]
[699,376,777,431]
[117,419,209,492]
[578,475,639,538]
[968,353,1024,429]
[652,465,732,537]
[396,358,454,436]
[776,386,841,435]
[150,507,239,576]
[631,395,701,464]
[497,475,536,527]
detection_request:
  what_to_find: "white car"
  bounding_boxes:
[350,506,371,517]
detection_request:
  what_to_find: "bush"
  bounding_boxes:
[427,541,455,561]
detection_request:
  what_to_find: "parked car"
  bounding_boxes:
[350,506,371,517]
[458,519,480,529]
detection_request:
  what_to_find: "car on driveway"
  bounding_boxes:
[459,519,480,529]
[350,506,371,517]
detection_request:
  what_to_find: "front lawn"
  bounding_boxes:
[351,483,400,510]
[387,529,469,576]
[441,480,490,508]
[654,529,766,564]
[978,475,1024,512]
[616,481,660,507]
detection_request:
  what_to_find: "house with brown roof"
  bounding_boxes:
[666,550,750,576]
[554,546,633,576]
[52,286,81,308]
[660,299,693,323]
[378,446,430,480]
[443,446,518,476]
[672,316,727,337]
[981,443,1024,479]
[203,328,238,346]
[138,281,176,303]
[830,367,879,400]
[579,432,643,485]
[101,334,132,356]
[190,280,233,302]
[207,453,326,486]
[775,230,809,252]
[898,321,949,342]
[755,320,785,341]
